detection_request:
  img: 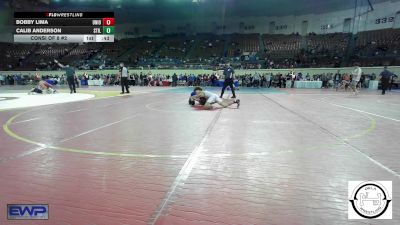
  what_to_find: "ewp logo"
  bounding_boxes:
[7,204,49,220]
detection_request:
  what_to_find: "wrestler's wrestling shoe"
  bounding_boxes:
[235,99,240,108]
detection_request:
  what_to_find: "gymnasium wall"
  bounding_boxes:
[117,1,400,38]
[1,66,399,77]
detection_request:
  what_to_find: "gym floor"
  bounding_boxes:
[0,86,399,225]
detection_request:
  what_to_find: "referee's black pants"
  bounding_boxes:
[121,77,130,93]
[67,76,76,93]
[220,78,236,98]
[381,77,390,95]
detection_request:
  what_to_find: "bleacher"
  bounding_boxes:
[1,29,399,70]
[188,34,226,61]
[262,34,302,59]
[0,43,35,69]
[121,38,164,65]
[306,33,350,55]
[304,33,350,67]
[158,36,193,59]
[227,33,260,57]
[352,28,400,66]
[103,38,138,63]
[355,28,400,57]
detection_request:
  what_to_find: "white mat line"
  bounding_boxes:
[0,113,140,163]
[12,117,41,124]
[310,98,400,178]
[148,109,222,225]
[314,98,400,122]
[59,114,139,143]
[65,108,89,113]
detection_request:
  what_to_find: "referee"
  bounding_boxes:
[54,59,76,94]
[220,63,237,98]
[119,62,130,94]
[380,66,394,95]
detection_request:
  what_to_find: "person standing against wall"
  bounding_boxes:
[290,70,296,88]
[119,62,130,94]
[0,74,4,86]
[389,73,398,91]
[266,73,271,88]
[253,72,260,88]
[220,63,237,98]
[172,73,178,87]
[54,59,76,94]
[134,73,139,86]
[380,66,394,95]
[351,65,362,95]
[334,70,341,90]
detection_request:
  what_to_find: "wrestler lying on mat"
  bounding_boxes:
[188,90,208,106]
[29,80,57,94]
[189,87,240,110]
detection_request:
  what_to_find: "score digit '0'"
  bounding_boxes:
[102,18,114,26]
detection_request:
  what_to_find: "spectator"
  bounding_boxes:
[389,74,398,91]
[380,66,394,95]
[0,74,4,85]
[334,70,341,89]
[253,73,260,88]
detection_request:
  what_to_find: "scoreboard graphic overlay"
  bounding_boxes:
[14,12,115,43]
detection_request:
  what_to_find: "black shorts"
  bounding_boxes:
[32,88,43,94]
